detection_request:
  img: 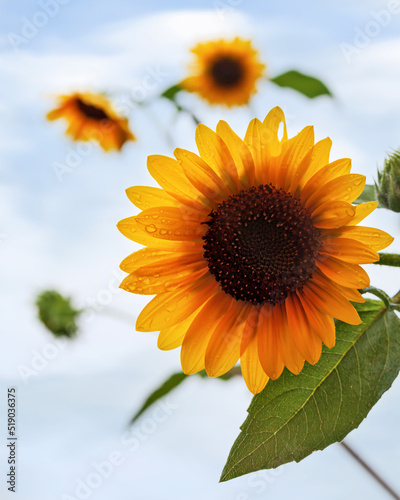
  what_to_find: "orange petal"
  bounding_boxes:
[262,106,288,144]
[126,186,181,211]
[136,276,218,332]
[297,293,336,348]
[216,120,255,188]
[181,290,235,374]
[311,201,356,228]
[320,237,379,264]
[348,201,378,226]
[195,124,240,193]
[302,276,361,325]
[316,255,370,288]
[205,302,250,377]
[285,294,322,365]
[257,304,285,380]
[273,303,305,375]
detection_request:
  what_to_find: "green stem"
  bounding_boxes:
[373,253,400,267]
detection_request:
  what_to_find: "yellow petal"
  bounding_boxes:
[126,186,181,211]
[244,118,270,185]
[327,226,394,251]
[131,206,207,242]
[276,126,315,191]
[289,138,332,194]
[136,276,218,332]
[174,148,228,203]
[300,158,351,201]
[157,310,200,351]
[240,325,269,394]
[195,124,240,192]
[147,155,210,212]
[120,248,202,273]
[120,264,207,295]
[304,174,366,212]
[262,106,287,143]
[216,120,255,188]
[311,201,356,228]
[316,255,370,288]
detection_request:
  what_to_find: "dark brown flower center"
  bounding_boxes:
[76,98,110,121]
[203,185,322,305]
[209,56,243,87]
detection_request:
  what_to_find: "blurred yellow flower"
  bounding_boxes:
[47,92,135,151]
[180,38,265,107]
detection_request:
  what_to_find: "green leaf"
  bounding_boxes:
[221,300,400,481]
[129,372,187,424]
[161,84,183,102]
[270,70,332,98]
[354,184,377,204]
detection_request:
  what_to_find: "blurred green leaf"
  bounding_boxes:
[354,184,377,204]
[161,84,183,102]
[270,70,332,98]
[36,290,82,338]
[221,299,400,481]
[130,372,187,424]
[130,366,243,424]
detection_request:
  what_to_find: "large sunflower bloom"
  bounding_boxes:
[118,107,393,394]
[47,92,135,151]
[180,38,265,107]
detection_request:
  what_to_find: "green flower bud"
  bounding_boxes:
[376,150,400,212]
[35,290,82,338]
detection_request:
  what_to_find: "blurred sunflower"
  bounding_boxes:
[180,38,265,107]
[47,92,135,151]
[117,107,393,394]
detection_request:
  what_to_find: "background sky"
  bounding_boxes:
[1,0,400,499]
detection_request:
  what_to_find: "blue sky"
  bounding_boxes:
[1,1,400,499]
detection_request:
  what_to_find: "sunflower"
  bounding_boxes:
[180,38,265,107]
[47,92,135,151]
[117,107,393,394]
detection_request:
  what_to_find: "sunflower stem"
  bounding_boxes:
[340,441,400,500]
[374,253,400,267]
[97,306,136,326]
[391,290,400,304]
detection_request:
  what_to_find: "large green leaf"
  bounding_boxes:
[270,70,332,98]
[221,300,400,481]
